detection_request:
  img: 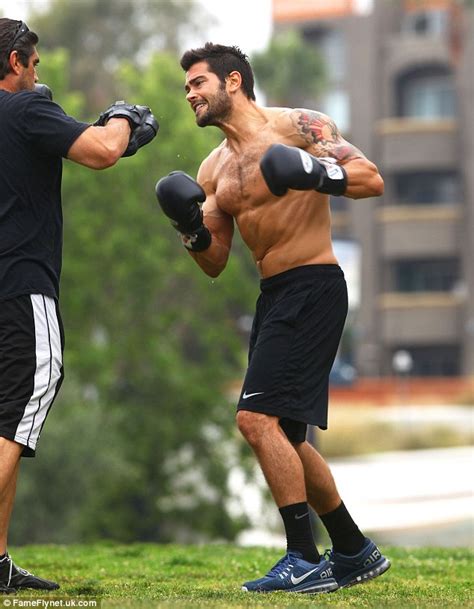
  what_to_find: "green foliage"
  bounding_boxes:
[8,544,474,607]
[29,0,211,112]
[12,49,259,545]
[252,30,326,107]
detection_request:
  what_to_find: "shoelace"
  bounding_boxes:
[266,554,297,578]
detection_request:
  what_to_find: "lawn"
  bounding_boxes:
[4,543,473,608]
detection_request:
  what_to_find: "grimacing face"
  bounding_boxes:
[185,61,233,127]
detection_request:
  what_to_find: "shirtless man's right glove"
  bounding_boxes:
[260,143,347,197]
[155,171,212,252]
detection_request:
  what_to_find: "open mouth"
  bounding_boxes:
[194,102,207,114]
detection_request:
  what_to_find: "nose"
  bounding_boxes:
[186,89,197,104]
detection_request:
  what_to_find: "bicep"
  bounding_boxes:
[202,195,234,249]
[67,122,128,168]
[290,108,366,164]
[67,126,106,167]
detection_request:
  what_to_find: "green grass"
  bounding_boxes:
[5,544,473,608]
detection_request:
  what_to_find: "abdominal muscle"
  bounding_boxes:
[237,190,339,278]
[255,245,338,278]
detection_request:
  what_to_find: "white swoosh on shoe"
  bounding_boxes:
[290,567,320,586]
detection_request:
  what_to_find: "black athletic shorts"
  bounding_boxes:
[237,265,348,443]
[0,294,65,457]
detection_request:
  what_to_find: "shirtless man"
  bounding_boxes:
[156,43,390,594]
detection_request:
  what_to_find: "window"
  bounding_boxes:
[392,345,460,376]
[330,195,349,213]
[394,171,462,205]
[397,67,456,119]
[393,258,460,293]
[302,27,350,131]
[303,27,346,84]
[320,89,350,133]
[401,9,449,36]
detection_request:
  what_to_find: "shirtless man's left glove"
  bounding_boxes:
[260,143,347,197]
[155,171,212,252]
[95,101,159,157]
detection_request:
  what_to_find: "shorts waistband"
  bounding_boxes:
[260,264,344,292]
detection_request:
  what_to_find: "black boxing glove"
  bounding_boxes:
[95,101,159,157]
[34,83,53,100]
[155,171,212,252]
[260,143,347,197]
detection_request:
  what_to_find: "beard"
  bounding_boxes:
[17,72,34,92]
[196,83,232,127]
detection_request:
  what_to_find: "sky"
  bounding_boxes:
[0,0,274,54]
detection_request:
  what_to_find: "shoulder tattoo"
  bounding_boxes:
[291,109,365,162]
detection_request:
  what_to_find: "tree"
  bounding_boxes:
[29,0,213,112]
[251,30,326,107]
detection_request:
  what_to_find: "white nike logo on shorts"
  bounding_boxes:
[242,391,264,399]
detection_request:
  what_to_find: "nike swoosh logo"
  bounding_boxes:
[290,566,320,585]
[242,391,264,399]
[295,512,309,520]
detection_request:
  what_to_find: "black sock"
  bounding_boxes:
[279,502,320,563]
[0,553,6,561]
[319,501,366,555]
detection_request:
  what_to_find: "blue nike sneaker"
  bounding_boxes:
[326,538,391,588]
[241,551,338,594]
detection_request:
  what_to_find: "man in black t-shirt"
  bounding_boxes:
[0,18,158,593]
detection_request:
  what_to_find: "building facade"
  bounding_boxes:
[273,0,474,377]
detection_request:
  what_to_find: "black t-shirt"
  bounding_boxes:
[0,89,89,301]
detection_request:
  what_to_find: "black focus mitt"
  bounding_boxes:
[122,106,159,157]
[34,83,53,100]
[95,101,159,157]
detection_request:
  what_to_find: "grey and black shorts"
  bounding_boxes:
[0,294,64,457]
[237,265,348,443]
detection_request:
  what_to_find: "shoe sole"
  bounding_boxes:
[242,580,339,594]
[339,558,391,589]
[290,580,339,594]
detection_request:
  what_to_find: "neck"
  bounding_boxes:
[217,98,268,145]
[0,75,18,93]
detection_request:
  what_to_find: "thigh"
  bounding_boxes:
[238,286,313,413]
[0,294,64,457]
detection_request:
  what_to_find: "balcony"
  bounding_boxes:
[376,118,458,170]
[377,205,463,258]
[378,292,463,344]
[384,33,452,77]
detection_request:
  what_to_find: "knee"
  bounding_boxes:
[236,410,274,447]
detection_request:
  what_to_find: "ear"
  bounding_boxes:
[226,70,242,94]
[8,50,23,76]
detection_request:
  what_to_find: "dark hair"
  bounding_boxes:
[0,18,39,80]
[180,42,256,101]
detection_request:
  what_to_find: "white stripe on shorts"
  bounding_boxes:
[14,294,63,451]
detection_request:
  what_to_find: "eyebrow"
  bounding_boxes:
[184,75,205,93]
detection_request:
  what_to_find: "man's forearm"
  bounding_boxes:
[342,158,384,199]
[189,238,230,278]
